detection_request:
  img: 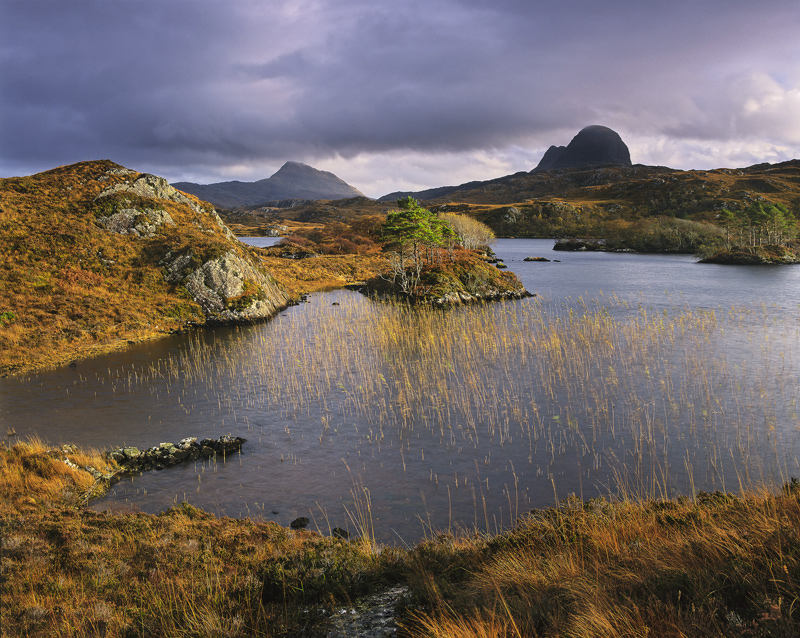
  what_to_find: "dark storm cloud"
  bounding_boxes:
[1,0,799,191]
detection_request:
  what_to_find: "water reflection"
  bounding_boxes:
[2,239,799,543]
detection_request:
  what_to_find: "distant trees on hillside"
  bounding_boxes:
[437,212,495,249]
[717,202,797,249]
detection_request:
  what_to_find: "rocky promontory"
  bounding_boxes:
[107,434,247,474]
[699,245,800,265]
[0,160,292,374]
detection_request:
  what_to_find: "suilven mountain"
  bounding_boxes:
[379,125,634,202]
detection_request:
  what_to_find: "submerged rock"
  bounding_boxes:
[290,516,310,529]
[107,435,246,475]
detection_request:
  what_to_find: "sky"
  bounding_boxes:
[2,0,799,198]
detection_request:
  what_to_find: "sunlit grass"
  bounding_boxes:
[402,486,800,637]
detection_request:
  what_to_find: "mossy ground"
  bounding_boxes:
[3,438,800,637]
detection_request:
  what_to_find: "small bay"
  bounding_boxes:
[2,239,799,543]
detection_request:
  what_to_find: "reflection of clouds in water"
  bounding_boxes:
[95,290,800,541]
[4,244,800,542]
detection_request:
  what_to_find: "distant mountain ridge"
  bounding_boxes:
[379,125,634,202]
[173,161,365,209]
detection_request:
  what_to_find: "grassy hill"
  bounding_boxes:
[0,160,291,375]
[223,161,800,255]
[400,162,800,250]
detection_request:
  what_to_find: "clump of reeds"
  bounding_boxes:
[402,486,800,637]
[58,288,799,542]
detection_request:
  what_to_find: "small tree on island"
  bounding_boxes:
[437,212,495,250]
[380,197,455,295]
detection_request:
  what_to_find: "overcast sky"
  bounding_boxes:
[2,0,799,198]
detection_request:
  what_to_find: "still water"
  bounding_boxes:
[2,239,799,543]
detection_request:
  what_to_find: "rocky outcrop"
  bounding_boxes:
[95,173,237,241]
[162,250,288,323]
[96,207,176,238]
[58,435,246,504]
[535,125,632,172]
[700,245,800,265]
[107,435,246,473]
[553,239,605,251]
[91,165,291,324]
[362,254,531,306]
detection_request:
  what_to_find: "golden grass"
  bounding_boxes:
[403,489,800,637]
[0,439,404,637]
[3,437,800,636]
[0,437,117,514]
[256,251,388,296]
[0,161,302,376]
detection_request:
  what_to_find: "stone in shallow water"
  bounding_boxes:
[325,586,409,638]
[290,516,309,529]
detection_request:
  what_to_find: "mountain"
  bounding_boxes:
[533,125,632,171]
[379,125,633,202]
[173,161,365,209]
[0,160,291,374]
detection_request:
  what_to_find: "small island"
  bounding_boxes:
[360,197,530,305]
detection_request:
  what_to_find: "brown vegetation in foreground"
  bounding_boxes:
[2,437,800,637]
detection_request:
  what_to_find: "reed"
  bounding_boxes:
[84,290,800,536]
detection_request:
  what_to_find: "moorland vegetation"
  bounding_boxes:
[224,160,800,262]
[4,157,800,637]
[0,161,289,375]
[3,437,800,636]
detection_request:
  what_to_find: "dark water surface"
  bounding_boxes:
[2,239,799,543]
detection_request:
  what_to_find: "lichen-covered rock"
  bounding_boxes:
[107,435,246,475]
[92,164,291,324]
[95,172,237,241]
[163,250,289,323]
[97,173,200,211]
[96,207,176,237]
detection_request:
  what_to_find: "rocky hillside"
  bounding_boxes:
[0,160,291,374]
[173,161,365,209]
[373,161,800,241]
[533,124,631,171]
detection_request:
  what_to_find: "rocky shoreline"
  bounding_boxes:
[699,245,800,265]
[69,434,247,501]
[107,434,246,473]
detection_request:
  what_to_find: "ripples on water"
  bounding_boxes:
[2,239,799,543]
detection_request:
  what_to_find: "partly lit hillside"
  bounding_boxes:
[223,161,800,247]
[0,160,290,375]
